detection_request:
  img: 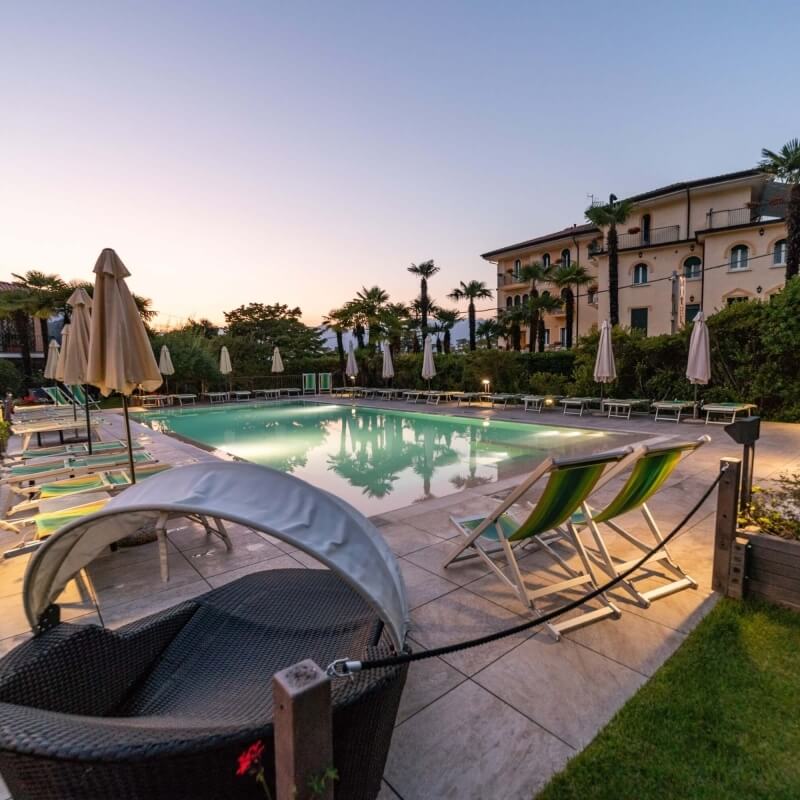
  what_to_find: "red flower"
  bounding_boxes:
[236,740,265,776]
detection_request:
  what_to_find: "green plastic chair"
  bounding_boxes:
[568,436,710,607]
[317,373,332,393]
[303,373,316,394]
[444,447,632,639]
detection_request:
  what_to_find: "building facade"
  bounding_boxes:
[482,169,789,343]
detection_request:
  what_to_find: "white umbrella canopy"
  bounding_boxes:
[593,320,617,384]
[159,345,175,376]
[62,288,92,386]
[43,339,60,380]
[219,346,233,375]
[346,340,358,378]
[54,324,70,383]
[87,249,162,396]
[382,344,394,380]
[86,248,162,480]
[686,312,710,385]
[271,346,284,374]
[422,334,436,382]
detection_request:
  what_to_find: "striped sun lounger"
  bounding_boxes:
[703,402,757,425]
[3,451,156,489]
[652,401,695,423]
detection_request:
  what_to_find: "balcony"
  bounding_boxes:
[497,273,529,287]
[590,225,681,254]
[704,202,786,230]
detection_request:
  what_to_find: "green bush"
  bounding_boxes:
[0,360,23,398]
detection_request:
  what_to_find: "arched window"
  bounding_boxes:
[513,259,521,280]
[522,294,529,304]
[730,245,749,271]
[633,263,648,285]
[542,290,550,297]
[683,256,702,279]
[774,239,788,266]
[561,249,571,267]
[513,295,521,306]
[506,296,513,308]
[542,253,550,268]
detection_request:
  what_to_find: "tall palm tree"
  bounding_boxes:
[501,304,529,351]
[549,263,593,348]
[322,307,348,370]
[12,271,67,350]
[759,138,800,280]
[476,318,502,349]
[353,286,389,349]
[434,308,459,354]
[380,302,411,356]
[524,294,563,352]
[585,198,635,325]
[447,280,493,351]
[339,300,365,349]
[519,261,551,352]
[0,287,39,380]
[407,260,439,336]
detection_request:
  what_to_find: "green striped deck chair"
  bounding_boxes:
[568,436,710,607]
[317,372,332,393]
[303,373,316,394]
[444,447,632,639]
[66,385,101,411]
[15,439,142,463]
[7,462,172,515]
[4,451,154,488]
[42,386,73,406]
[32,497,110,539]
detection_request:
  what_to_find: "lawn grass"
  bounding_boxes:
[536,598,800,800]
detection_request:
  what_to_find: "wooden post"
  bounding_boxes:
[273,659,334,800]
[712,457,742,596]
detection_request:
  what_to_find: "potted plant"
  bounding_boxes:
[627,226,641,235]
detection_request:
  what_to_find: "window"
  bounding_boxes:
[543,328,550,346]
[561,249,571,268]
[513,259,521,280]
[685,303,701,322]
[559,327,566,345]
[633,263,648,285]
[642,214,651,244]
[522,294,529,304]
[513,294,521,306]
[727,296,748,305]
[630,307,648,334]
[506,296,513,308]
[683,256,702,279]
[542,253,550,268]
[774,239,788,266]
[729,245,749,271]
[587,288,598,305]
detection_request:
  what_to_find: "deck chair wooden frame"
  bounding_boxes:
[443,447,633,639]
[569,435,711,608]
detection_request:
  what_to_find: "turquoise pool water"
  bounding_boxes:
[135,402,626,516]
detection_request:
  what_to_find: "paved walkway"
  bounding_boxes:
[1,400,798,800]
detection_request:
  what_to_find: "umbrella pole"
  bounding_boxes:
[84,384,93,455]
[693,383,699,420]
[122,394,136,484]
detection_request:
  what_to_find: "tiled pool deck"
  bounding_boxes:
[1,399,798,800]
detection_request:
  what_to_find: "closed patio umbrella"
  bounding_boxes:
[43,339,60,380]
[159,345,175,394]
[686,311,710,419]
[382,344,394,384]
[271,346,284,373]
[86,248,162,482]
[422,334,436,388]
[62,288,94,454]
[219,346,232,393]
[593,320,616,402]
[55,324,77,421]
[346,340,358,384]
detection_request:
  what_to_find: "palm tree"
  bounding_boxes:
[380,302,410,356]
[532,293,564,351]
[501,304,529,351]
[447,280,493,351]
[519,261,551,353]
[549,263,593,348]
[12,271,67,349]
[339,301,365,349]
[434,308,459,354]
[476,318,502,349]
[0,287,39,380]
[585,198,635,325]
[353,286,389,349]
[759,139,800,280]
[407,260,439,336]
[322,307,348,370]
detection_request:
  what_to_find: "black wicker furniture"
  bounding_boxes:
[0,569,408,800]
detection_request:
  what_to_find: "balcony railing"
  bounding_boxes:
[705,202,787,230]
[617,224,681,250]
[497,273,528,287]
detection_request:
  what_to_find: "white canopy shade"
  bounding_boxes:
[271,346,284,374]
[54,324,70,383]
[23,461,409,649]
[593,320,617,383]
[159,345,175,376]
[422,334,436,381]
[686,311,711,385]
[61,288,92,386]
[346,340,358,378]
[43,339,60,380]
[86,249,162,396]
[382,344,394,379]
[219,346,233,375]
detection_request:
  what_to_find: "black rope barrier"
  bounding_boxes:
[328,464,727,676]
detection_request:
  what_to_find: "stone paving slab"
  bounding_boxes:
[0,401,797,799]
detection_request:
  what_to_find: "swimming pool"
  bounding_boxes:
[135,402,629,516]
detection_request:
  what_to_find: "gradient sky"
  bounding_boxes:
[2,1,799,328]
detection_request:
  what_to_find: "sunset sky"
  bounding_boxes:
[2,1,799,328]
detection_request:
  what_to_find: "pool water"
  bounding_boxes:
[135,402,625,516]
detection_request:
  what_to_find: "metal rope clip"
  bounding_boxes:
[326,658,362,679]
